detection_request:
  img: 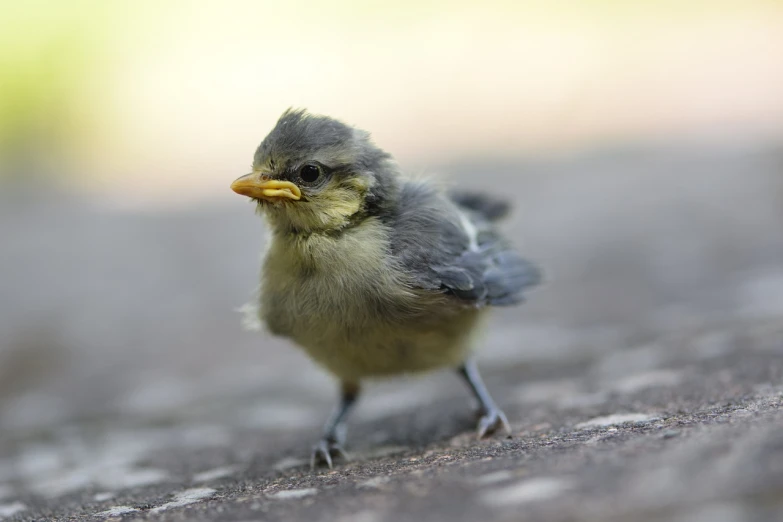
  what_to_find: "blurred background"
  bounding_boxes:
[1,0,783,500]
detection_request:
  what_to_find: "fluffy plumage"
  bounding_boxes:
[232,109,541,467]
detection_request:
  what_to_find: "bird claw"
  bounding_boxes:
[310,438,349,469]
[477,408,511,439]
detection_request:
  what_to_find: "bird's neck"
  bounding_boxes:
[264,207,367,238]
[267,216,390,273]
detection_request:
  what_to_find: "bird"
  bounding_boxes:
[231,109,541,468]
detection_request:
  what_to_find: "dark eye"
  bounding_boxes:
[298,164,321,184]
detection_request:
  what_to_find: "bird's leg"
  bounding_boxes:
[311,381,360,469]
[458,358,511,438]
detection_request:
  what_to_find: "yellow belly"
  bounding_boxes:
[293,307,484,381]
[256,218,486,381]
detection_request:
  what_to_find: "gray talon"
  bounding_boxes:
[311,439,348,469]
[459,359,512,439]
[477,409,511,439]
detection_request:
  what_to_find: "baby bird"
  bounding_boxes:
[231,109,540,468]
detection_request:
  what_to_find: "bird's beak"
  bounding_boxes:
[230,173,302,201]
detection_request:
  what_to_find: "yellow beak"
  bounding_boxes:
[230,174,302,201]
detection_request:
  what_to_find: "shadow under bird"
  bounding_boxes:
[231,109,541,468]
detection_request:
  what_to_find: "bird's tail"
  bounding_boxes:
[448,191,511,222]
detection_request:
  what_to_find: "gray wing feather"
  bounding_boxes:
[388,183,541,306]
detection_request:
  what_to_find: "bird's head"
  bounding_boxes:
[231,109,399,234]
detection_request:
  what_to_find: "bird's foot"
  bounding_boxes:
[310,438,349,469]
[477,408,511,439]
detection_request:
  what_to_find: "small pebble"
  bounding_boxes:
[358,476,390,489]
[268,488,318,500]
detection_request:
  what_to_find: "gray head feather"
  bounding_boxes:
[253,109,401,219]
[254,109,393,176]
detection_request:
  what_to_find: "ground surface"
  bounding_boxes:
[1,141,783,521]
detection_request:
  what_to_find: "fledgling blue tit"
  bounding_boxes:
[231,109,541,468]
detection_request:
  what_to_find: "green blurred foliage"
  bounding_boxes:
[0,2,108,179]
[0,0,779,187]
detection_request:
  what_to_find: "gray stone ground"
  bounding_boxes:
[1,140,783,521]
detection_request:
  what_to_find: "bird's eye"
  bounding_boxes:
[298,164,321,184]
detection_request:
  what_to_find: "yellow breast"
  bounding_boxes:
[257,218,483,380]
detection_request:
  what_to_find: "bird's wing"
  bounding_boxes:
[388,183,541,306]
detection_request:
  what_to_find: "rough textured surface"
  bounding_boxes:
[1,142,783,521]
